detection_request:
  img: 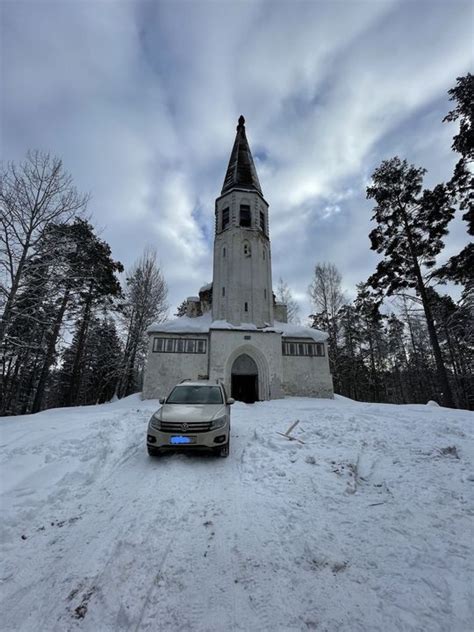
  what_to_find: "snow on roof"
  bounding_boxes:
[187,296,200,302]
[148,313,212,334]
[272,321,328,342]
[148,314,328,341]
[199,282,213,293]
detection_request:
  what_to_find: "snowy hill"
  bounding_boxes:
[1,395,473,631]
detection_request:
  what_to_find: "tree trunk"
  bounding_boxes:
[401,214,456,408]
[64,284,93,406]
[31,289,70,413]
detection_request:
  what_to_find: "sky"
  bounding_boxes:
[1,0,472,321]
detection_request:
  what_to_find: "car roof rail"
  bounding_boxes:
[179,378,191,383]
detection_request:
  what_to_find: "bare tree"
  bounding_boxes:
[309,262,345,321]
[0,150,88,344]
[118,248,168,397]
[275,277,300,323]
[309,262,346,391]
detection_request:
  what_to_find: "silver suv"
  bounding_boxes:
[147,381,234,457]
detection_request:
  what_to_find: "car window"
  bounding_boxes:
[167,385,223,405]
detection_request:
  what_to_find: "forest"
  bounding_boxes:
[0,74,472,415]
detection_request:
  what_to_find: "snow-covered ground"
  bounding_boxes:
[1,395,473,632]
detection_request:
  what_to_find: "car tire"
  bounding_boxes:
[218,439,230,458]
[147,446,161,457]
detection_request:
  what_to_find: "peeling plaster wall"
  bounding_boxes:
[281,346,334,398]
[142,334,209,399]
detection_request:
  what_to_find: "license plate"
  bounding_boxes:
[170,436,194,445]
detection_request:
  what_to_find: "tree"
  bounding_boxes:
[175,300,188,317]
[60,221,123,407]
[367,157,456,407]
[436,73,474,288]
[275,277,300,323]
[309,262,345,391]
[117,248,168,398]
[0,150,88,345]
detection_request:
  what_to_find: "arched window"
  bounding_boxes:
[243,242,251,257]
[244,302,249,312]
[222,246,226,258]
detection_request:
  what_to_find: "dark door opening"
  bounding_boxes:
[231,353,259,403]
[231,374,258,403]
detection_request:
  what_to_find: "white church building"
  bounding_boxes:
[143,116,333,403]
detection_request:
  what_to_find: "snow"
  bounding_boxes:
[1,395,473,631]
[199,282,213,293]
[147,313,328,341]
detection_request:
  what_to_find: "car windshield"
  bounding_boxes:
[166,385,223,405]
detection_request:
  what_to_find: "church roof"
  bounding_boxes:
[147,312,329,342]
[221,115,263,196]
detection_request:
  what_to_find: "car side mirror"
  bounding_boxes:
[227,398,235,405]
[159,397,165,404]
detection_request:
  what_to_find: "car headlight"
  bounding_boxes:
[210,416,227,429]
[149,412,162,430]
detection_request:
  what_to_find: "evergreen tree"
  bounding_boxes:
[367,157,456,407]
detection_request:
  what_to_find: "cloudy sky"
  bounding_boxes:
[2,0,472,319]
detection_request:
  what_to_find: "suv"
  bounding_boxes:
[147,381,234,457]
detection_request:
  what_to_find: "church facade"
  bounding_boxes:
[143,116,333,402]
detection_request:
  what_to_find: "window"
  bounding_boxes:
[243,242,251,257]
[244,302,249,312]
[222,208,230,230]
[223,247,226,258]
[264,288,267,299]
[260,211,265,232]
[222,286,225,297]
[175,339,186,353]
[167,385,223,405]
[152,337,207,354]
[282,341,325,357]
[240,205,251,227]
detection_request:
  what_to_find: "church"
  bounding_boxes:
[143,116,333,403]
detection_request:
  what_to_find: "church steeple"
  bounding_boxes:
[221,115,263,196]
[212,116,273,327]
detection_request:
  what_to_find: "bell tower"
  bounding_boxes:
[212,116,274,327]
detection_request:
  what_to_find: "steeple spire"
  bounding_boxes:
[221,115,263,195]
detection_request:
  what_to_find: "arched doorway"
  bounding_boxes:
[231,353,258,403]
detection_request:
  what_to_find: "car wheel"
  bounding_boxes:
[147,446,161,457]
[218,440,230,458]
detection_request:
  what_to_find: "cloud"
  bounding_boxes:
[1,0,472,318]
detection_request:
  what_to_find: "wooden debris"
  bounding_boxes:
[276,420,305,444]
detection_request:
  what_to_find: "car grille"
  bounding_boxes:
[160,421,213,434]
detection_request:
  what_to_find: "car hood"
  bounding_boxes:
[158,403,225,423]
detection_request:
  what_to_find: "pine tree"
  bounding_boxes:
[367,157,456,407]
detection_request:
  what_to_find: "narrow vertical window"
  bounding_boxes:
[222,287,225,297]
[244,302,248,312]
[260,211,265,232]
[240,205,251,227]
[243,242,251,257]
[222,208,230,230]
[223,246,226,258]
[264,289,267,299]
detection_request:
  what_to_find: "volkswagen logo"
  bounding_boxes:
[181,423,189,432]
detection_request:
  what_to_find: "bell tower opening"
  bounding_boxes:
[231,353,258,403]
